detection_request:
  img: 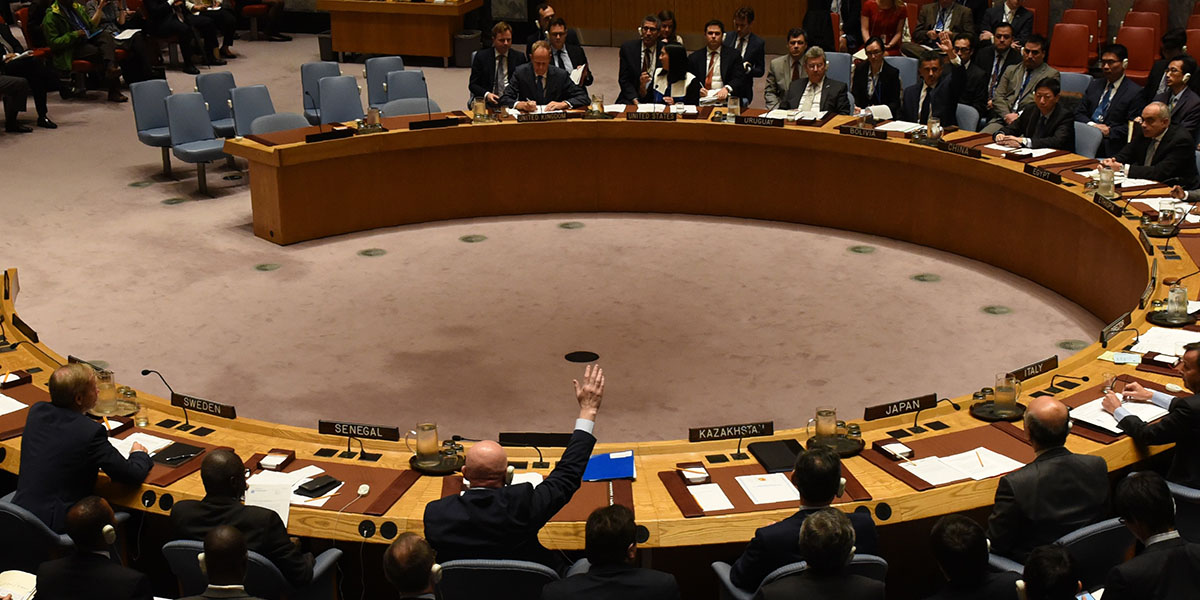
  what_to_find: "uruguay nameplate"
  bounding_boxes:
[937,140,981,158]
[319,419,401,441]
[171,393,236,419]
[627,111,677,121]
[1024,163,1063,184]
[1007,355,1059,382]
[689,421,773,443]
[1094,193,1124,218]
[735,115,783,127]
[517,112,568,123]
[863,393,937,421]
[837,126,887,139]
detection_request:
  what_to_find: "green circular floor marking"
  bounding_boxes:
[161,197,187,205]
[982,305,1013,315]
[911,273,941,282]
[223,174,243,181]
[559,221,585,229]
[358,248,387,257]
[254,263,281,272]
[1057,339,1089,351]
[459,234,487,243]
[128,181,153,188]
[848,245,876,254]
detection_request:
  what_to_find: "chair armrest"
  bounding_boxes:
[113,511,131,526]
[565,558,591,578]
[711,562,754,600]
[311,548,343,578]
[988,553,1023,574]
[1168,481,1200,502]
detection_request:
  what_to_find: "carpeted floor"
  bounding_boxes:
[1,33,1102,442]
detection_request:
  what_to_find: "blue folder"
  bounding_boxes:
[582,450,635,481]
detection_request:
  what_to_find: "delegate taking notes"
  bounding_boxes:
[1072,397,1169,435]
[108,432,173,459]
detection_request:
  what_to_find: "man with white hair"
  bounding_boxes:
[1101,101,1200,189]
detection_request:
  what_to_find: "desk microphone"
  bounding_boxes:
[8,341,62,366]
[141,368,192,431]
[1047,374,1090,394]
[303,90,324,134]
[1163,269,1200,287]
[499,440,548,469]
[1120,176,1180,217]
[1160,202,1198,254]
[409,72,458,130]
[912,396,959,428]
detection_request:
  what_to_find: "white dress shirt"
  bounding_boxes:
[800,77,825,112]
[1113,388,1175,423]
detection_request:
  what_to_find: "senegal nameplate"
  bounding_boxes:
[837,126,887,139]
[937,140,981,158]
[627,111,677,121]
[689,421,773,442]
[1007,355,1059,382]
[735,115,783,127]
[171,393,236,419]
[1094,193,1124,218]
[517,112,568,123]
[864,393,937,420]
[1024,163,1062,184]
[318,419,401,441]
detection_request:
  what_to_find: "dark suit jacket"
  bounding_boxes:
[958,0,987,34]
[753,571,885,600]
[525,28,579,56]
[851,60,902,117]
[617,38,661,104]
[901,63,967,127]
[547,43,592,88]
[1155,87,1200,145]
[170,495,314,586]
[1074,76,1145,158]
[1117,394,1200,489]
[782,76,853,114]
[687,45,750,101]
[998,101,1074,150]
[1103,536,1188,600]
[924,569,1020,600]
[980,4,1033,43]
[178,587,265,600]
[1154,540,1200,599]
[540,563,680,600]
[36,551,153,600]
[972,45,1021,103]
[914,2,976,46]
[424,429,596,572]
[985,446,1109,563]
[961,65,990,117]
[499,63,589,108]
[724,31,765,103]
[1113,125,1200,189]
[13,402,152,532]
[729,507,878,590]
[1142,56,1200,107]
[468,47,528,101]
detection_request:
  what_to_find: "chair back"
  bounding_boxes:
[162,540,290,600]
[1056,517,1134,590]
[1116,26,1157,81]
[1187,29,1200,64]
[1121,11,1160,42]
[1062,9,1100,56]
[956,103,980,132]
[131,79,171,133]
[885,55,918,90]
[250,112,310,135]
[1049,24,1091,73]
[438,559,559,600]
[906,3,919,40]
[1025,0,1050,35]
[379,97,441,117]
[364,55,405,107]
[230,84,276,136]
[826,52,852,85]
[760,554,888,591]
[0,499,74,573]
[317,75,364,125]
[830,12,841,40]
[1073,0,1109,42]
[165,92,217,146]
[1189,14,1200,31]
[385,70,427,102]
[1168,480,1200,542]
[13,7,39,49]
[1131,0,1168,38]
[195,71,236,122]
[1060,71,1092,95]
[300,61,341,111]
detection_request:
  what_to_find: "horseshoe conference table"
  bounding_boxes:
[0,112,1185,553]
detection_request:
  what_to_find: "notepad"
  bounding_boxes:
[569,64,586,86]
[1129,327,1200,356]
[582,450,635,481]
[108,432,173,459]
[0,394,26,418]
[1071,397,1169,435]
[898,456,968,486]
[511,472,544,487]
[114,28,140,41]
[688,483,734,512]
[938,447,1024,481]
[735,472,801,505]
[0,570,35,600]
[876,120,922,132]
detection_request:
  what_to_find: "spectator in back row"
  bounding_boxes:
[383,533,439,600]
[1105,472,1200,600]
[542,505,680,600]
[178,526,264,600]
[925,515,1018,600]
[753,509,884,600]
[469,20,527,108]
[0,23,58,129]
[1021,545,1079,600]
[42,0,127,100]
[35,496,152,600]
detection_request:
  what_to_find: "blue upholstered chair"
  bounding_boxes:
[379,97,442,117]
[194,71,237,138]
[317,75,364,125]
[384,69,427,102]
[956,104,980,132]
[988,517,1133,590]
[300,61,341,125]
[826,51,852,85]
[712,554,888,600]
[165,92,229,195]
[1168,480,1200,542]
[229,85,276,138]
[1074,121,1104,158]
[249,113,310,135]
[162,540,343,600]
[885,55,919,89]
[1060,71,1092,95]
[130,79,174,177]
[364,55,405,108]
[438,559,560,600]
[0,495,75,572]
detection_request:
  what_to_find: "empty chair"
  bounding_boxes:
[988,517,1134,590]
[363,55,404,108]
[165,92,228,195]
[826,51,852,85]
[1048,24,1091,74]
[1131,0,1169,39]
[438,559,559,600]
[1122,12,1161,43]
[712,555,889,600]
[956,104,980,132]
[385,70,427,102]
[1060,71,1092,95]
[0,496,74,573]
[1190,14,1200,30]
[249,113,309,135]
[1074,121,1104,158]
[885,55,918,90]
[300,61,341,125]
[163,540,343,600]
[1117,26,1157,84]
[1061,9,1101,62]
[229,84,275,137]
[195,71,237,138]
[1025,0,1049,35]
[317,75,364,125]
[130,79,174,176]
[379,97,442,117]
[1188,29,1200,64]
[1168,480,1200,542]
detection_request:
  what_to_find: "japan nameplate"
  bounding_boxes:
[863,393,937,420]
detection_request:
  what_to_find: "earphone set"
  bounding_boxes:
[1122,58,1129,68]
[102,524,117,546]
[505,465,515,485]
[357,483,371,497]
[837,477,847,499]
[430,563,443,585]
[197,552,207,576]
[1184,72,1192,84]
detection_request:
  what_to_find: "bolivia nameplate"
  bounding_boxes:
[171,393,236,419]
[318,419,401,441]
[627,111,677,121]
[1100,311,1132,345]
[837,126,887,139]
[1094,193,1124,218]
[735,115,783,127]
[863,393,937,421]
[1024,163,1062,184]
[517,112,568,123]
[936,140,981,158]
[689,421,774,443]
[1139,227,1155,256]
[1007,355,1059,382]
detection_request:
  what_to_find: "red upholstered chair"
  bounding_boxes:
[1188,29,1200,63]
[1131,0,1169,39]
[1117,26,1157,85]
[233,0,270,40]
[1188,14,1200,31]
[1025,0,1049,35]
[906,3,918,40]
[1048,23,1090,73]
[831,11,840,45]
[12,8,50,58]
[1074,0,1110,45]
[1121,12,1161,47]
[1061,9,1100,62]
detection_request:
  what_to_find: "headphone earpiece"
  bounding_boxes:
[1184,72,1192,84]
[1122,58,1129,68]
[197,552,207,576]
[837,477,847,499]
[505,465,515,486]
[102,524,117,546]
[430,563,443,585]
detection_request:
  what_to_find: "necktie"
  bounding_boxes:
[1145,139,1159,166]
[536,75,545,103]
[493,55,505,96]
[1036,115,1047,137]
[1092,83,1113,122]
[642,48,651,73]
[791,58,800,83]
[738,37,746,57]
[1169,94,1177,114]
[802,81,817,112]
[1016,71,1032,104]
[557,50,564,69]
[706,51,717,88]
[936,9,948,30]
[989,55,1003,97]
[919,85,932,122]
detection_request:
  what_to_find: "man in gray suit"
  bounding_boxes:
[902,0,975,58]
[982,33,1058,134]
[178,526,265,600]
[781,46,852,115]
[764,27,808,110]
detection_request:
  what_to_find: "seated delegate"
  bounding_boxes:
[499,40,589,112]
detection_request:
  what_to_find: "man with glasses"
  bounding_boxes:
[900,33,965,126]
[546,17,591,92]
[1075,44,1144,158]
[765,27,808,110]
[972,22,1021,110]
[956,33,991,121]
[781,45,851,114]
[851,36,901,117]
[994,77,1073,150]
[525,2,578,55]
[979,0,1032,45]
[982,33,1057,134]
[902,0,975,58]
[1152,55,1200,145]
[618,15,662,104]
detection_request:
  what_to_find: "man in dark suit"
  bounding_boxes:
[617,15,662,104]
[954,33,991,119]
[1102,341,1200,488]
[1075,44,1145,158]
[901,38,967,127]
[1102,102,1200,189]
[983,34,1058,133]
[178,526,265,600]
[382,533,438,600]
[468,21,527,107]
[541,505,679,600]
[972,23,1021,111]
[1141,30,1200,106]
[169,449,314,586]
[765,28,808,110]
[524,2,578,55]
[424,365,605,573]
[1154,55,1200,145]
[994,77,1074,150]
[1103,472,1196,600]
[35,496,153,600]
[986,396,1109,563]
[1,23,57,129]
[852,37,902,117]
[752,509,884,600]
[500,41,589,111]
[781,46,852,114]
[925,515,1019,600]
[688,19,750,105]
[13,363,151,532]
[724,6,765,104]
[546,17,591,92]
[729,447,878,591]
[0,74,31,133]
[1022,546,1082,600]
[979,0,1032,45]
[902,0,975,58]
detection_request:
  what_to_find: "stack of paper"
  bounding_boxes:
[939,447,1025,481]
[669,104,698,114]
[0,394,26,418]
[898,456,969,486]
[0,373,20,384]
[1120,178,1159,188]
[569,64,587,85]
[876,120,922,133]
[602,104,626,113]
[1129,327,1200,356]
[687,483,734,511]
[735,472,801,505]
[763,109,792,120]
[635,103,665,113]
[866,105,893,120]
[1071,397,1169,435]
[108,432,173,459]
[795,110,827,121]
[246,464,341,515]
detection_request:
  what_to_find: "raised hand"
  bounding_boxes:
[573,364,604,420]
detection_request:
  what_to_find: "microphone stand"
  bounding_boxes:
[141,368,191,430]
[409,72,459,130]
[8,341,63,366]
[1046,374,1090,394]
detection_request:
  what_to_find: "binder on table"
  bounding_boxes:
[582,450,635,481]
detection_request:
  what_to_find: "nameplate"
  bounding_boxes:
[517,111,568,123]
[1024,163,1062,184]
[499,431,573,448]
[688,421,774,443]
[627,111,677,121]
[1007,355,1059,382]
[837,126,887,139]
[171,393,236,419]
[1100,311,1132,345]
[1140,277,1155,309]
[936,140,981,158]
[304,128,355,144]
[1139,227,1155,256]
[863,393,937,421]
[1151,257,1158,284]
[318,419,400,441]
[1093,193,1124,218]
[735,115,783,127]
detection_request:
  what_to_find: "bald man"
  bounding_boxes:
[423,365,605,573]
[178,526,262,600]
[985,397,1109,562]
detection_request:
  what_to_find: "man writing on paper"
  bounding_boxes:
[13,363,151,532]
[780,46,852,115]
[424,365,604,573]
[1100,102,1200,189]
[993,77,1074,151]
[986,397,1108,562]
[170,449,315,586]
[500,40,589,112]
[729,447,878,591]
[1102,342,1200,488]
[688,20,749,106]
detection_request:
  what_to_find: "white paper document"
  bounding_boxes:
[636,103,665,112]
[511,472,544,487]
[669,104,698,114]
[898,457,969,486]
[0,570,35,600]
[569,64,586,85]
[108,432,173,459]
[763,109,791,120]
[1071,397,1169,435]
[939,447,1025,481]
[876,120,922,132]
[735,472,802,505]
[114,28,141,41]
[866,104,893,120]
[293,482,343,508]
[795,110,827,121]
[1120,178,1159,188]
[603,104,625,112]
[0,393,27,417]
[245,480,292,526]
[687,483,735,512]
[0,373,19,384]
[1003,147,1058,158]
[1129,327,1200,356]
